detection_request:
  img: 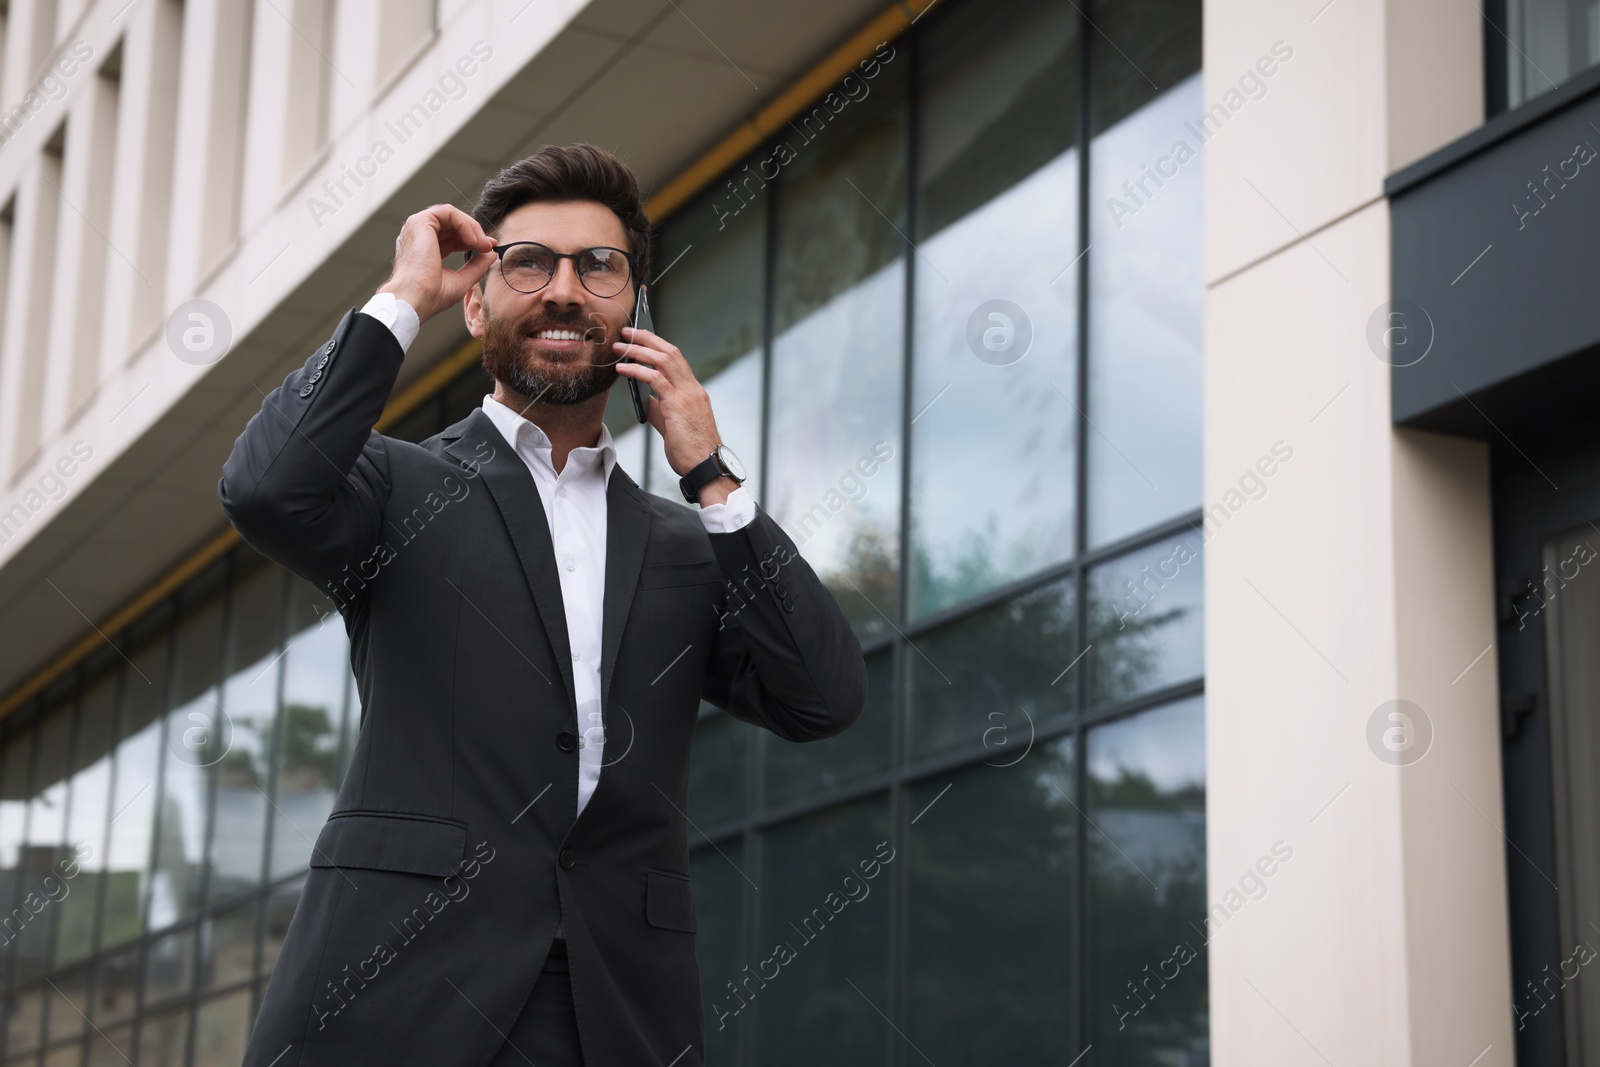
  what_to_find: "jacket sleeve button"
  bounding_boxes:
[299,385,314,397]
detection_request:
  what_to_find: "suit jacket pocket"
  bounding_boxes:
[644,867,698,932]
[309,810,468,877]
[639,560,722,590]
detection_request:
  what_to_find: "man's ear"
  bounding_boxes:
[463,278,485,339]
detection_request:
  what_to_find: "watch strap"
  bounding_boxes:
[680,453,725,504]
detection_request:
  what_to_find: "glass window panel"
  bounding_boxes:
[17,702,74,980]
[1087,532,1203,708]
[199,895,258,993]
[1507,0,1600,107]
[751,798,892,1066]
[1087,74,1203,548]
[1086,696,1207,1064]
[0,727,33,871]
[91,946,139,1026]
[907,739,1075,1063]
[151,597,225,930]
[1088,0,1203,137]
[0,727,36,983]
[908,577,1074,761]
[688,709,747,833]
[909,0,1081,619]
[43,1041,82,1067]
[763,648,891,808]
[85,1022,132,1067]
[3,983,45,1055]
[269,581,349,880]
[648,185,767,505]
[136,1004,190,1067]
[767,58,908,641]
[142,925,195,1007]
[102,631,170,950]
[210,563,285,903]
[261,876,305,976]
[691,840,745,1067]
[55,676,117,967]
[193,988,252,1067]
[42,966,89,1043]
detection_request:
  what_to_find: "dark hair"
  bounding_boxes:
[469,143,651,290]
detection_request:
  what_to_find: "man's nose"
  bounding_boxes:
[543,257,587,305]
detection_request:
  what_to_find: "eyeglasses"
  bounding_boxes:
[480,241,636,298]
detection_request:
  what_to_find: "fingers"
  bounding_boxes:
[424,203,496,257]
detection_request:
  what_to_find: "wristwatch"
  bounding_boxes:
[680,443,747,504]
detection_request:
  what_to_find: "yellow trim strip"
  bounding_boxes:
[0,0,934,721]
[644,0,935,221]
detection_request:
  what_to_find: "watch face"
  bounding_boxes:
[716,444,747,482]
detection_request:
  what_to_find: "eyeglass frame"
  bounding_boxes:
[475,240,638,298]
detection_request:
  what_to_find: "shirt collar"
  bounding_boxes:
[480,394,617,484]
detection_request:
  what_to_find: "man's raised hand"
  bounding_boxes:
[377,204,498,324]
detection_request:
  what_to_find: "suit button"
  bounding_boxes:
[781,598,796,613]
[556,731,577,752]
[774,583,789,598]
[559,849,576,870]
[299,385,314,397]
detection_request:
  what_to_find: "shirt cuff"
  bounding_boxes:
[359,291,421,354]
[698,485,757,533]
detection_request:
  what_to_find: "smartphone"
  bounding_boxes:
[625,287,653,423]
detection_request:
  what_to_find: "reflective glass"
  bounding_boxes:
[86,1022,133,1067]
[152,596,224,930]
[102,634,170,949]
[1085,0,1203,548]
[3,982,43,1055]
[1087,532,1203,708]
[199,895,257,992]
[210,563,284,902]
[1086,697,1207,1064]
[1087,73,1203,547]
[909,0,1081,619]
[137,1003,190,1067]
[1507,0,1600,107]
[907,738,1075,1063]
[193,987,253,1067]
[908,577,1074,760]
[692,840,745,1067]
[55,675,117,966]
[268,581,349,879]
[42,965,88,1042]
[142,925,195,1006]
[0,729,35,984]
[648,186,766,506]
[688,709,747,834]
[763,648,891,808]
[92,945,139,1025]
[17,702,73,980]
[751,798,892,1066]
[767,56,908,641]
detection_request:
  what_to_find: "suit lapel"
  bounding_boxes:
[444,407,577,712]
[600,467,652,717]
[441,406,654,722]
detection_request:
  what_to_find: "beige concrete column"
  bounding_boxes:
[1203,0,1511,1064]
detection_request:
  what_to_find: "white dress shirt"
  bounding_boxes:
[358,292,757,823]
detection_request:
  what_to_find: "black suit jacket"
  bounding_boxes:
[218,308,867,1067]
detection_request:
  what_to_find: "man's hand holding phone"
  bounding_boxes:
[612,312,739,507]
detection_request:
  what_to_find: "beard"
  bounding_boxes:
[480,302,619,406]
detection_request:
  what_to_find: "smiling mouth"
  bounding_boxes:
[525,322,609,346]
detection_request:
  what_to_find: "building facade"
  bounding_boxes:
[0,0,1589,1064]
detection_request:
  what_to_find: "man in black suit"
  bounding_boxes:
[220,143,866,1067]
